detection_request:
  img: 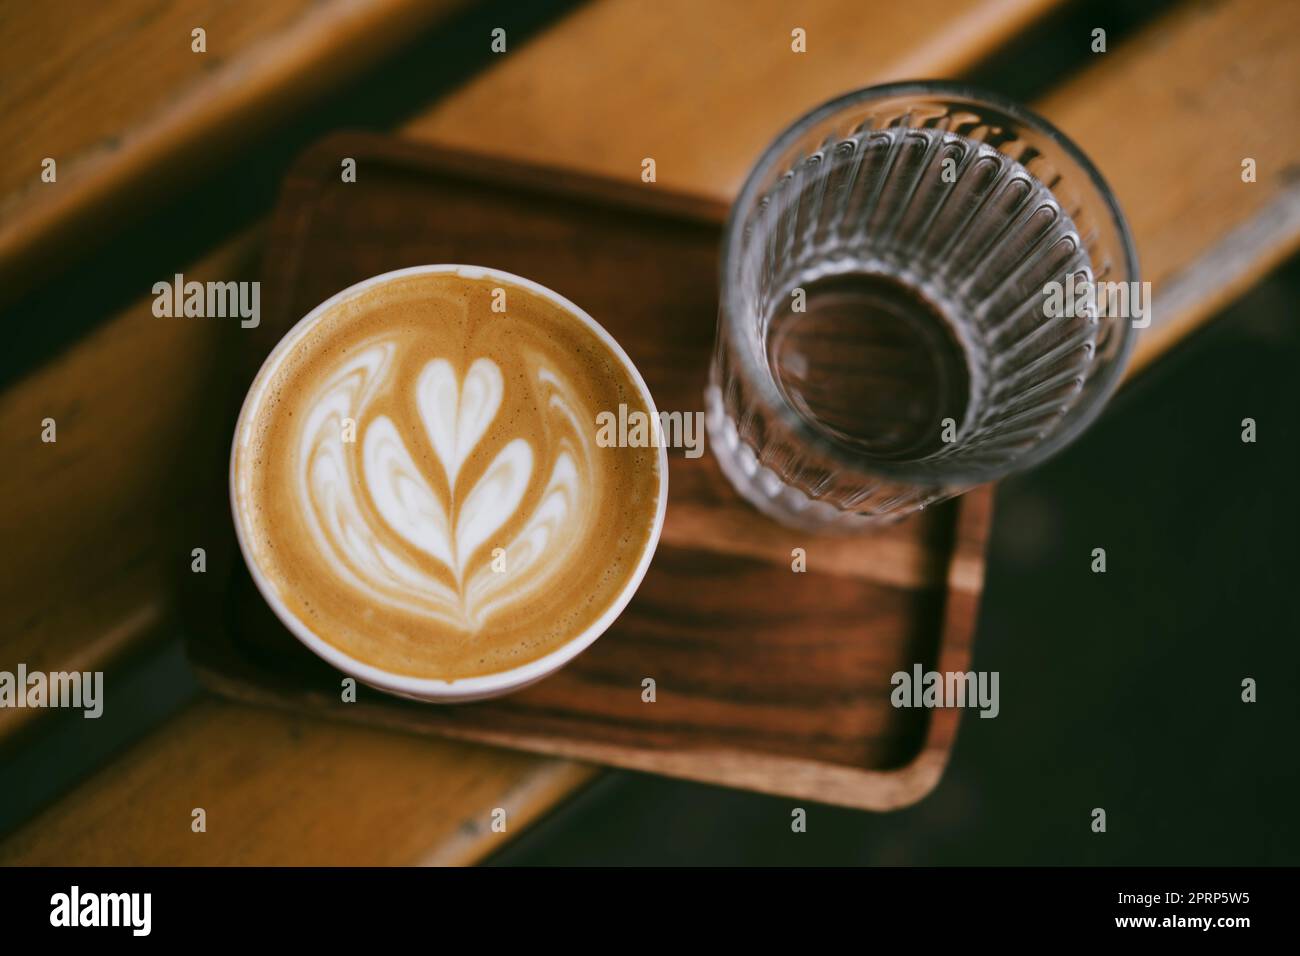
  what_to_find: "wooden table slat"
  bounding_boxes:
[0,0,471,304]
[0,699,593,866]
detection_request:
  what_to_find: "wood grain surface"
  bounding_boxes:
[0,699,591,866]
[0,0,471,306]
[404,0,1060,198]
[0,231,258,743]
[2,0,1295,863]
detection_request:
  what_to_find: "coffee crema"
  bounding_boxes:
[233,271,662,680]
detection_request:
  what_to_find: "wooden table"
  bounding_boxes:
[1,0,1297,864]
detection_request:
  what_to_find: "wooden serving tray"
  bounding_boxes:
[185,132,993,811]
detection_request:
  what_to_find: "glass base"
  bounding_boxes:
[704,385,912,533]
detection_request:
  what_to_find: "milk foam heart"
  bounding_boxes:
[304,347,584,630]
[233,270,662,682]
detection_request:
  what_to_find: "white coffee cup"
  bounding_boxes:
[230,265,669,703]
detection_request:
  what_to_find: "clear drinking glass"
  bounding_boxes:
[706,81,1139,530]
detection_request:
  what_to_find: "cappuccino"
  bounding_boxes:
[231,267,664,692]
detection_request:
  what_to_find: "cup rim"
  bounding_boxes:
[229,264,669,702]
[719,79,1140,488]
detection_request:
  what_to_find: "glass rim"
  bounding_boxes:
[718,79,1140,489]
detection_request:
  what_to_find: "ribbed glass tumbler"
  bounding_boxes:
[706,82,1139,530]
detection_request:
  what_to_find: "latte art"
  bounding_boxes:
[301,348,591,631]
[233,270,662,682]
